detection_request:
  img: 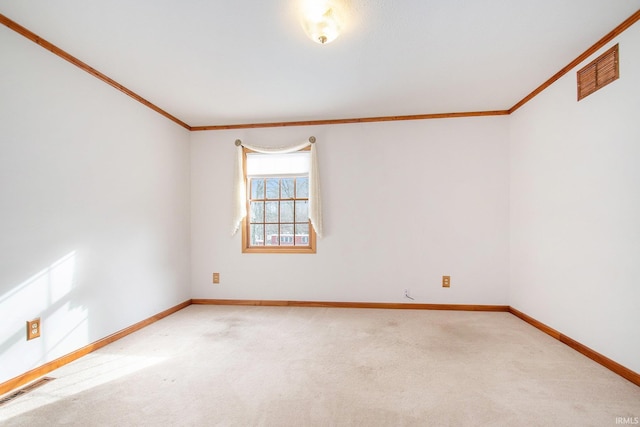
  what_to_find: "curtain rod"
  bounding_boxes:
[234,136,316,146]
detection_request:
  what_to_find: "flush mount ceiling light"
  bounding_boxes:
[300,0,344,45]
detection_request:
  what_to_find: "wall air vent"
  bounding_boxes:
[577,44,619,101]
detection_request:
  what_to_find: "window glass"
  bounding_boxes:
[251,179,265,199]
[281,201,294,223]
[295,200,308,223]
[250,201,264,223]
[266,178,279,199]
[282,178,295,198]
[296,177,309,198]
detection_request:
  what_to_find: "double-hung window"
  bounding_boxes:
[242,147,316,253]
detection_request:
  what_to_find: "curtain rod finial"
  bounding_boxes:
[235,139,242,146]
[309,136,316,143]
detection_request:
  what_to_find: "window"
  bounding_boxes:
[577,44,619,101]
[242,147,316,253]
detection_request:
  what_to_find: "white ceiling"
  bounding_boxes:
[1,1,639,127]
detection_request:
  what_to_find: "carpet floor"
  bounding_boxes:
[1,305,639,426]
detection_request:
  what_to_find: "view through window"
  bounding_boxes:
[243,148,316,253]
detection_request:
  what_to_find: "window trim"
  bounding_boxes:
[241,147,316,254]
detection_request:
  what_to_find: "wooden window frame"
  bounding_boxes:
[241,147,316,254]
[577,44,619,101]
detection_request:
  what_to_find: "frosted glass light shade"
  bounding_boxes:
[300,1,343,44]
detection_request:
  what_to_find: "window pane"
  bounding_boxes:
[295,200,308,223]
[281,178,295,199]
[295,223,309,245]
[265,201,279,223]
[266,224,279,245]
[250,224,264,246]
[250,201,264,223]
[266,178,279,199]
[281,224,294,246]
[296,177,309,198]
[281,201,294,223]
[251,178,265,199]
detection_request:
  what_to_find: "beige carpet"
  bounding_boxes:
[1,305,639,426]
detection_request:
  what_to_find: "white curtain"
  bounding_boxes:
[232,139,323,238]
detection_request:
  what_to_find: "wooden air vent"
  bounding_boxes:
[577,44,619,101]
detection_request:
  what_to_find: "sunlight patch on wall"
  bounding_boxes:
[0,251,88,382]
[48,252,76,305]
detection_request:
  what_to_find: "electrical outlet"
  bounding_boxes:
[442,276,451,288]
[27,318,41,340]
[403,288,414,300]
[212,273,220,284]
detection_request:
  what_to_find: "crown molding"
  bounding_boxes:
[509,8,640,113]
[0,13,191,131]
[190,110,510,131]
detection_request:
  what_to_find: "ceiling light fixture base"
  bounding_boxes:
[300,0,344,45]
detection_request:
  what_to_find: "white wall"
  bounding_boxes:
[510,23,640,373]
[191,117,510,304]
[0,26,191,383]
